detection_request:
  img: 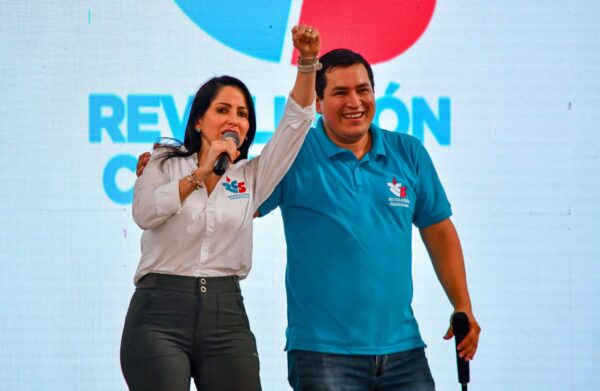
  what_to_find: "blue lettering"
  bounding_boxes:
[413,97,451,145]
[163,95,193,141]
[255,95,286,144]
[103,154,136,205]
[371,83,451,145]
[91,87,452,205]
[274,96,286,128]
[374,83,410,134]
[89,94,125,143]
[127,95,161,143]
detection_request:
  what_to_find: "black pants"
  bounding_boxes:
[120,273,261,391]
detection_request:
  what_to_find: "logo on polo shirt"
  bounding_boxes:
[223,176,250,200]
[387,177,406,197]
[387,177,410,208]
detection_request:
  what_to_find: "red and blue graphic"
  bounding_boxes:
[174,0,435,64]
[222,176,247,194]
[387,177,407,197]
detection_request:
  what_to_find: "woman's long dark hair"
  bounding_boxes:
[158,75,257,166]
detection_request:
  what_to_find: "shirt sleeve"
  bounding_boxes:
[412,142,452,228]
[247,94,314,211]
[257,179,284,217]
[132,148,182,229]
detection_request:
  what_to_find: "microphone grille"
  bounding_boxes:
[222,131,240,147]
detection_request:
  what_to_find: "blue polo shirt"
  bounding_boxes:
[258,118,452,354]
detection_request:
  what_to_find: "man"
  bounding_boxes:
[137,49,480,390]
[257,49,480,390]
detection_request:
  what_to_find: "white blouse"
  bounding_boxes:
[132,95,314,284]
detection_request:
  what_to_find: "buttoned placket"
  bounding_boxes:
[192,188,207,276]
[354,156,370,189]
[190,155,211,275]
[201,192,216,266]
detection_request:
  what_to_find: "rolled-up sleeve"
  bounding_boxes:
[249,95,315,210]
[132,149,182,229]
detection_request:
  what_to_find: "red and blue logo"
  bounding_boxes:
[222,176,247,194]
[387,177,407,198]
[387,177,410,208]
[174,0,435,64]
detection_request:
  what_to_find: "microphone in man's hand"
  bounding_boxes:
[452,312,470,390]
[213,131,240,176]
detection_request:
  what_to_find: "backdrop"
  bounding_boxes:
[1,1,599,390]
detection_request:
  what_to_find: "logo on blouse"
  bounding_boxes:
[223,176,250,200]
[222,176,246,193]
[387,177,410,208]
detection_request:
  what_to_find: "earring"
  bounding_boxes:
[195,127,202,134]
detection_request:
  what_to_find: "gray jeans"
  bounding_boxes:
[120,273,261,391]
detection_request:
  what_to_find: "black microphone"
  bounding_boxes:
[213,131,240,176]
[452,312,470,391]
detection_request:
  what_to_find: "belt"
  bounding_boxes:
[136,273,241,294]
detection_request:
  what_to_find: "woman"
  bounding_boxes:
[120,25,321,391]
